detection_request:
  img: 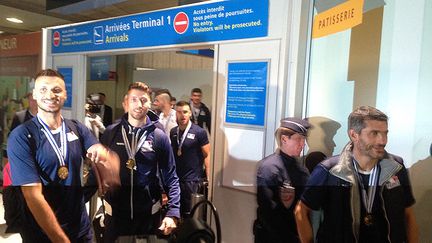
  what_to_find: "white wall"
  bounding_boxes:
[133,69,213,107]
[211,0,309,242]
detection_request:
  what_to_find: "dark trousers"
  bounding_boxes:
[103,211,161,243]
[20,228,93,243]
[179,181,204,218]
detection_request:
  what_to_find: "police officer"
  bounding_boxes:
[254,117,310,243]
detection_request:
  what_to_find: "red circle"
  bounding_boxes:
[53,31,60,47]
[173,12,189,34]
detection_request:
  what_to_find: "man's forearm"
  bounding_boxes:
[295,201,314,243]
[22,185,70,243]
[405,206,419,243]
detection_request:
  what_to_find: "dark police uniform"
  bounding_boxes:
[8,117,98,242]
[254,117,310,243]
[101,112,180,240]
[170,123,209,217]
[255,150,309,243]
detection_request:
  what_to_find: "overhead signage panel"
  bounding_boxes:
[313,0,364,38]
[51,0,269,54]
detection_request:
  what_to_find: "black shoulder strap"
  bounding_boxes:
[25,119,53,184]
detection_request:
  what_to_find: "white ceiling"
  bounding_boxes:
[0,0,198,36]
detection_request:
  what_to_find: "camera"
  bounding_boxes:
[86,93,102,115]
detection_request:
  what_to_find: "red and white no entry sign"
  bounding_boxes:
[53,31,61,47]
[173,12,189,34]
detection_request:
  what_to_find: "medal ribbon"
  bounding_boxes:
[353,160,379,218]
[121,125,148,163]
[121,125,148,219]
[37,114,67,168]
[177,120,192,154]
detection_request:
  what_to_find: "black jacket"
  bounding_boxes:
[302,143,415,243]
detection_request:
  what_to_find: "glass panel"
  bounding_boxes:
[306,1,432,241]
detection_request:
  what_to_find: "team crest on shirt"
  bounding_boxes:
[141,140,154,152]
[67,132,79,141]
[386,175,401,189]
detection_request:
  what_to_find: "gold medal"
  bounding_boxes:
[177,149,182,156]
[57,166,69,180]
[126,158,136,170]
[364,214,374,226]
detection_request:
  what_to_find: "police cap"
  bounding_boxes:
[279,117,311,136]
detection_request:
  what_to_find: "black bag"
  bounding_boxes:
[2,186,26,233]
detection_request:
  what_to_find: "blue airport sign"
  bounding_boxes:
[51,0,269,54]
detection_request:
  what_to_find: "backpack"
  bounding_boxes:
[2,119,83,233]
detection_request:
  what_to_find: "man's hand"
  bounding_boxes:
[86,144,108,163]
[158,216,177,235]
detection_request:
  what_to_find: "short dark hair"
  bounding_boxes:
[348,106,388,134]
[176,100,191,110]
[191,88,202,94]
[128,82,149,94]
[34,69,64,81]
[155,89,172,99]
[98,92,106,97]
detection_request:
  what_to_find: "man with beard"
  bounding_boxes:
[101,82,180,242]
[170,101,210,217]
[189,88,211,134]
[295,106,419,243]
[7,69,118,242]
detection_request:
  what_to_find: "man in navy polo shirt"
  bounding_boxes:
[101,82,180,241]
[170,100,210,217]
[7,69,118,243]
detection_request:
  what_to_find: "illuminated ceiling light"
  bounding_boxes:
[6,17,24,24]
[135,67,156,71]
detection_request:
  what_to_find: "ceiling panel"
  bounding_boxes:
[0,5,71,33]
[0,0,209,36]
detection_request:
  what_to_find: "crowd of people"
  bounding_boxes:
[3,69,212,243]
[2,68,419,243]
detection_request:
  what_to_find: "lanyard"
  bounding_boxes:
[121,125,148,163]
[352,160,379,215]
[37,114,67,167]
[177,120,192,155]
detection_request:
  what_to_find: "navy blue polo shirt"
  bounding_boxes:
[7,117,98,239]
[170,123,209,181]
